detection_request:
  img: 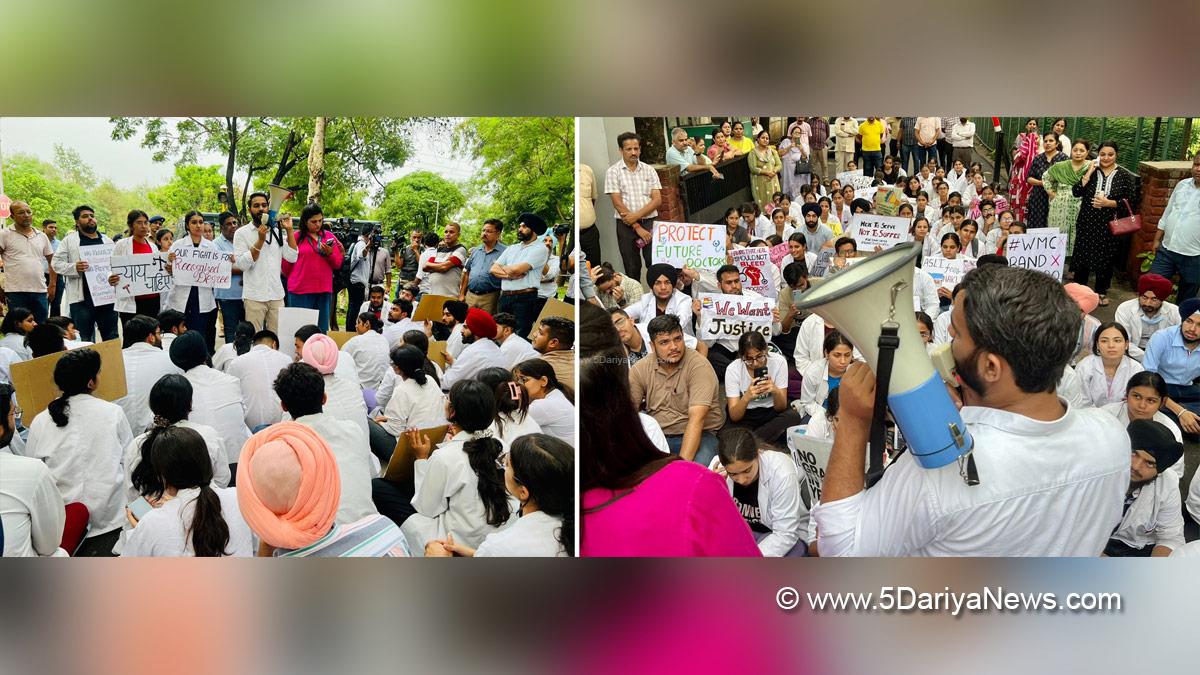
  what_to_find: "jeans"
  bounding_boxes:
[861,151,883,177]
[665,431,720,466]
[1148,247,1200,303]
[217,299,244,339]
[914,145,935,171]
[288,291,332,332]
[367,418,398,467]
[498,290,540,339]
[47,274,64,317]
[70,300,118,343]
[7,292,49,324]
[900,144,917,175]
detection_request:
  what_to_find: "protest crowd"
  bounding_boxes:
[580,118,1200,558]
[0,193,578,558]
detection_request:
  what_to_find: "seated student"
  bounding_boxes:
[593,262,645,310]
[274,363,378,525]
[375,345,447,441]
[916,312,937,356]
[237,422,408,557]
[935,204,967,240]
[1076,322,1144,408]
[1104,420,1185,557]
[816,196,842,237]
[931,283,963,344]
[476,367,542,449]
[123,426,253,557]
[0,382,67,557]
[779,233,818,277]
[115,315,182,435]
[826,236,858,275]
[442,308,502,391]
[792,312,862,375]
[712,427,807,557]
[1114,273,1179,362]
[624,263,694,336]
[610,307,702,367]
[291,332,371,447]
[399,381,515,555]
[532,316,575,398]
[773,261,811,361]
[759,205,797,242]
[344,312,391,391]
[0,308,36,360]
[294,323,359,384]
[381,299,421,348]
[1064,283,1103,366]
[494,312,539,368]
[996,219,1026,256]
[169,331,251,476]
[1099,371,1185,480]
[956,219,983,258]
[25,323,66,358]
[798,202,835,251]
[695,264,781,377]
[804,385,840,441]
[353,285,393,327]
[375,329,444,412]
[725,332,803,445]
[157,309,188,352]
[426,433,573,557]
[226,329,293,431]
[799,331,855,420]
[24,349,134,556]
[440,300,469,358]
[213,321,255,373]
[513,358,576,447]
[45,316,90,349]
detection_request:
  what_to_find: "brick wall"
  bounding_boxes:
[654,164,684,223]
[1126,161,1193,280]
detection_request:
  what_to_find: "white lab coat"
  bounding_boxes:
[23,394,134,535]
[1188,469,1200,524]
[529,389,575,446]
[183,365,251,466]
[800,359,835,419]
[1114,298,1180,362]
[1057,364,1090,409]
[812,402,1130,557]
[294,412,378,525]
[123,420,231,508]
[1098,401,1184,483]
[932,308,953,345]
[446,324,465,359]
[382,318,423,349]
[380,376,446,438]
[712,450,807,557]
[625,290,695,337]
[343,330,391,390]
[108,236,161,315]
[0,453,65,557]
[166,237,220,313]
[639,413,669,452]
[212,343,237,373]
[793,313,864,375]
[488,411,543,451]
[441,338,502,391]
[1110,475,1185,554]
[498,334,540,368]
[284,373,369,443]
[122,486,255,557]
[1075,354,1144,408]
[115,342,184,435]
[912,267,940,319]
[226,344,293,429]
[375,360,442,413]
[50,230,114,310]
[0,333,31,361]
[475,510,566,557]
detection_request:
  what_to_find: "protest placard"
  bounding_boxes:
[12,339,126,421]
[922,256,976,289]
[809,248,836,277]
[172,246,232,289]
[873,186,905,216]
[529,298,576,338]
[651,221,727,270]
[789,427,834,502]
[846,214,912,251]
[768,242,790,267]
[696,292,773,341]
[836,169,864,185]
[80,243,115,306]
[853,186,878,202]
[412,294,453,322]
[278,307,319,358]
[1005,231,1067,281]
[110,253,172,299]
[730,247,776,298]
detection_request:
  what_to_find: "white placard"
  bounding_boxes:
[696,292,773,341]
[277,307,320,359]
[729,247,775,298]
[172,246,233,289]
[651,221,727,271]
[80,243,115,306]
[846,214,912,251]
[789,427,833,502]
[922,255,976,289]
[1005,232,1068,281]
[110,253,172,299]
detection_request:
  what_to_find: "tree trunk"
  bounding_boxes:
[225,117,240,219]
[1149,117,1163,160]
[1180,118,1194,160]
[307,116,328,204]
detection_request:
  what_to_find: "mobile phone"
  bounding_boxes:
[754,366,769,381]
[128,496,153,521]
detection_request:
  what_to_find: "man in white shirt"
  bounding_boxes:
[441,308,502,391]
[695,264,781,378]
[441,300,469,359]
[625,263,694,336]
[421,222,469,298]
[274,363,378,524]
[353,285,394,328]
[1104,419,1185,557]
[0,200,57,324]
[0,385,66,557]
[233,191,298,333]
[494,312,539,367]
[813,264,1129,556]
[1115,273,1180,361]
[382,299,422,348]
[226,329,294,431]
[948,117,976,168]
[1148,154,1200,301]
[491,213,552,338]
[605,132,662,283]
[343,311,391,390]
[115,315,183,435]
[157,309,187,352]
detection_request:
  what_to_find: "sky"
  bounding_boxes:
[0,117,479,197]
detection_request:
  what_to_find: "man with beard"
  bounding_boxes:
[1148,153,1200,302]
[491,212,551,337]
[233,191,298,333]
[1143,297,1200,435]
[440,299,469,358]
[693,264,780,378]
[813,264,1129,556]
[799,202,834,252]
[114,315,182,435]
[628,314,725,465]
[1115,273,1180,362]
[610,306,706,367]
[1105,419,1185,557]
[441,308,502,391]
[353,285,393,326]
[422,222,469,299]
[212,211,244,341]
[50,205,118,342]
[624,263,693,336]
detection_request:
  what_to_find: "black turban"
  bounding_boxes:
[169,330,210,371]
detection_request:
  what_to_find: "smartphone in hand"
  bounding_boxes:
[128,496,154,522]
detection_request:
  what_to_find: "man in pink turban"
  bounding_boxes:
[1063,283,1101,365]
[1115,273,1182,362]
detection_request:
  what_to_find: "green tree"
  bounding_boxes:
[374,171,466,241]
[52,144,98,190]
[454,117,574,226]
[2,153,92,231]
[147,164,227,217]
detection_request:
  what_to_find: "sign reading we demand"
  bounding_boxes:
[652,221,727,270]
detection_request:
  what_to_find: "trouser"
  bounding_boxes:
[1148,247,1200,302]
[735,404,805,446]
[1166,383,1200,418]
[853,140,862,167]
[861,151,883,178]
[614,217,654,284]
[465,290,500,315]
[579,225,602,272]
[937,139,953,168]
[952,146,973,169]
[900,144,917,175]
[183,287,214,353]
[47,274,64,317]
[217,299,244,339]
[914,145,936,171]
[243,298,283,332]
[1070,260,1114,296]
[499,290,541,338]
[992,134,1011,184]
[706,343,737,379]
[755,530,809,557]
[371,477,417,528]
[888,138,899,157]
[288,291,332,332]
[119,296,162,331]
[70,300,118,343]
[367,418,398,467]
[6,292,49,324]
[1103,538,1154,557]
[60,502,90,555]
[75,527,121,557]
[810,148,829,182]
[347,282,366,329]
[665,431,720,466]
[835,149,853,173]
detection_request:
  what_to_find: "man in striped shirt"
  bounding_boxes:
[276,515,410,557]
[605,132,662,284]
[806,117,830,181]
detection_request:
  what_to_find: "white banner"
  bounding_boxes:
[846,214,912,251]
[80,243,115,306]
[696,292,773,341]
[729,247,775,298]
[651,221,727,271]
[110,253,172,298]
[172,246,233,289]
[1005,232,1067,281]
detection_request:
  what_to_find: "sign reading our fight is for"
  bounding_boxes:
[172,246,233,289]
[111,253,172,298]
[651,221,726,270]
[1005,231,1067,281]
[729,247,776,298]
[846,214,912,251]
[696,292,773,341]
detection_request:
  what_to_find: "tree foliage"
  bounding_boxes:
[3,152,148,235]
[374,171,466,240]
[454,117,574,226]
[147,164,227,217]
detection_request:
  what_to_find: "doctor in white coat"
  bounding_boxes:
[710,428,807,557]
[1074,322,1144,408]
[1105,420,1185,557]
[625,264,694,336]
[440,308,503,392]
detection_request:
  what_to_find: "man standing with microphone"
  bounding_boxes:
[234,191,298,333]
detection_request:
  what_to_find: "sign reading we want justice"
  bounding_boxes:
[652,221,727,270]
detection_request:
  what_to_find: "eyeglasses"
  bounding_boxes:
[741,353,767,365]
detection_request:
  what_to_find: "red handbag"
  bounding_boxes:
[1108,198,1141,236]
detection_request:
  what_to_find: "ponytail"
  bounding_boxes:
[141,426,231,557]
[48,349,101,427]
[475,367,531,437]
[188,484,231,558]
[463,435,511,527]
[231,321,256,357]
[130,424,170,500]
[390,345,428,386]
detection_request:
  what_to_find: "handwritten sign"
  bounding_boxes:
[923,256,976,289]
[873,186,905,216]
[789,427,833,502]
[172,246,232,289]
[697,292,773,341]
[652,221,726,270]
[1005,232,1067,281]
[836,169,864,185]
[768,242,790,267]
[810,248,836,278]
[110,253,172,298]
[846,214,911,251]
[80,243,115,306]
[730,248,775,298]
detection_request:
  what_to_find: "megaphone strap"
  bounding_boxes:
[867,323,901,485]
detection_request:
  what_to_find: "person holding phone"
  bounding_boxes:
[725,332,801,445]
[282,203,344,333]
[711,427,808,557]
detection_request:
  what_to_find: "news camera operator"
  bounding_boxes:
[813,264,1129,557]
[348,223,392,328]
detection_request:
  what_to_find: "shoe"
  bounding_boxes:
[1098,295,1110,307]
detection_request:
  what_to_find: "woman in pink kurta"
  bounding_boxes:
[1008,118,1041,219]
[282,203,344,332]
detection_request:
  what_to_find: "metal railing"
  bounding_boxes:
[972,117,1197,172]
[680,155,752,224]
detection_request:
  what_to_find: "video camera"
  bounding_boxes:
[553,222,572,238]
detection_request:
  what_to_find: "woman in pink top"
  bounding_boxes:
[578,302,760,557]
[282,203,344,332]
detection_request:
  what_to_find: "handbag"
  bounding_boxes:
[793,156,812,175]
[1108,198,1141,236]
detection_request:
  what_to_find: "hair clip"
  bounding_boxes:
[508,382,522,401]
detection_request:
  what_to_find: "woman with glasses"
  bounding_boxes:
[711,427,808,557]
[725,332,801,445]
[426,433,573,557]
[513,358,575,447]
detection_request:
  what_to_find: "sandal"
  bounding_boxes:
[1098,295,1110,307]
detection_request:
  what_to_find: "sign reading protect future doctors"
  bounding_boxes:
[652,221,727,270]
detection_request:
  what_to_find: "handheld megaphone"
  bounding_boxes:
[262,184,294,245]
[794,242,976,482]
